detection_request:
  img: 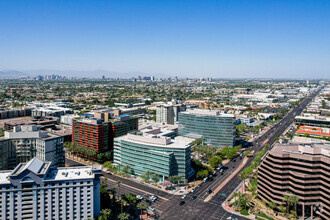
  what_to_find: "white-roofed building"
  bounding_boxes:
[0,158,101,220]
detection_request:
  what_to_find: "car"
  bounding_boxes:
[136,195,143,200]
[209,174,213,178]
[190,189,195,193]
[208,189,212,194]
[232,158,236,162]
[203,177,208,183]
[212,171,216,175]
[179,201,185,206]
[149,195,157,202]
[148,206,155,211]
[181,195,187,199]
[192,195,197,200]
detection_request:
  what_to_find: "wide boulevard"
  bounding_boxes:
[66,88,320,220]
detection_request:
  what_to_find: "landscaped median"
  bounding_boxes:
[203,152,253,202]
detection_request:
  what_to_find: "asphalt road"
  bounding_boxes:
[65,88,321,220]
[159,88,321,220]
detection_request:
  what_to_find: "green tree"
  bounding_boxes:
[151,173,160,184]
[120,199,129,213]
[243,151,252,157]
[283,194,296,214]
[208,156,222,168]
[117,181,122,197]
[118,212,130,220]
[100,209,112,220]
[196,170,209,180]
[238,171,249,192]
[268,201,277,212]
[137,202,147,217]
[121,193,137,206]
[278,205,286,213]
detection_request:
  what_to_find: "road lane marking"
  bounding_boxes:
[102,177,169,201]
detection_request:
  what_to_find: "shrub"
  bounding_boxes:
[240,209,249,215]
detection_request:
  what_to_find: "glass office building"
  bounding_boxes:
[178,109,235,147]
[114,127,195,180]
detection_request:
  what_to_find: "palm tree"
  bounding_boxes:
[109,187,116,207]
[101,209,112,220]
[120,199,129,213]
[291,195,299,215]
[152,173,160,184]
[145,171,152,183]
[117,181,122,198]
[283,194,294,214]
[137,202,147,217]
[238,171,249,192]
[118,212,130,220]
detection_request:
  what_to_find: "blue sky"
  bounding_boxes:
[0,0,330,78]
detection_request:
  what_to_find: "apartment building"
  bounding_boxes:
[0,158,101,220]
[114,126,194,180]
[72,118,112,154]
[258,143,330,219]
[178,109,235,147]
[156,102,186,125]
[0,125,64,170]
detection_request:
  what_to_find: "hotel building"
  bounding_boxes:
[0,157,101,220]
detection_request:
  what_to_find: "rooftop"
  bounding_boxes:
[0,158,101,184]
[271,142,330,158]
[115,126,192,149]
[180,109,234,117]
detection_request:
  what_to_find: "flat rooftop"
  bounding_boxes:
[180,109,234,117]
[271,142,330,158]
[115,127,193,149]
[45,166,101,181]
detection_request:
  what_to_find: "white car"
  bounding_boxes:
[148,206,155,211]
[181,195,187,199]
[136,195,143,200]
[191,189,195,193]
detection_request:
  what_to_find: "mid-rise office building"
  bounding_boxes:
[0,125,64,170]
[178,109,235,147]
[258,143,330,219]
[0,157,101,220]
[114,126,194,180]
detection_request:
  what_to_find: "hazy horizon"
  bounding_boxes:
[1,0,330,79]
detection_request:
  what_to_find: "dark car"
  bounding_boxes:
[179,201,185,206]
[192,195,197,200]
[208,189,212,194]
[232,158,236,162]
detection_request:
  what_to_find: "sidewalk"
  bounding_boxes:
[203,152,253,202]
[66,153,186,195]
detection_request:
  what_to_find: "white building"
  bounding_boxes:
[0,125,64,170]
[0,158,101,220]
[156,100,186,125]
[60,114,80,125]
